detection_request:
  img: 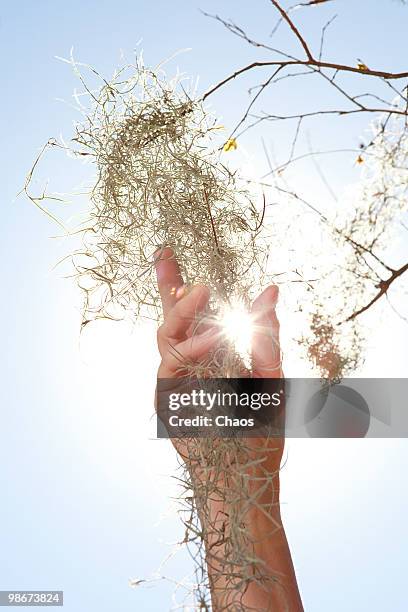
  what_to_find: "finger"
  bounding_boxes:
[154,247,184,317]
[251,285,282,379]
[159,326,220,376]
[158,285,211,344]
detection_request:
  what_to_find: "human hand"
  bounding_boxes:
[154,246,284,472]
[155,246,282,380]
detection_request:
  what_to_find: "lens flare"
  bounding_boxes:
[220,302,253,362]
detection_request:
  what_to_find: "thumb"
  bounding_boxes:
[251,285,282,378]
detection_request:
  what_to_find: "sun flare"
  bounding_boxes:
[220,302,253,361]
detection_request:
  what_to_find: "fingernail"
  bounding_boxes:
[176,286,186,299]
[153,246,173,262]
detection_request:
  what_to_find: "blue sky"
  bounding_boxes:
[1,1,408,611]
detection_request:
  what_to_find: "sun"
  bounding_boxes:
[220,301,253,360]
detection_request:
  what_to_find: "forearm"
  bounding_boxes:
[202,479,303,611]
[241,505,303,611]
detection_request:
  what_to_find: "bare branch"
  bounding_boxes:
[203,58,408,102]
[270,0,314,60]
[346,263,408,322]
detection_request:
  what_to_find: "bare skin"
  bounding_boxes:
[155,247,303,611]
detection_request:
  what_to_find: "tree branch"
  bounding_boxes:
[346,262,408,322]
[202,59,408,102]
[270,0,313,60]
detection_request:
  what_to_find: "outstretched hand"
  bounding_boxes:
[155,247,282,379]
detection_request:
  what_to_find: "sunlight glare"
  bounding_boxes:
[221,302,253,360]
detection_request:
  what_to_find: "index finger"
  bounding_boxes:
[154,247,184,318]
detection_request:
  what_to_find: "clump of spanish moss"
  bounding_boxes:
[305,312,360,381]
[67,60,267,339]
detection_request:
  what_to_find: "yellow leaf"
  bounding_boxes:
[223,138,237,152]
[357,62,369,72]
[356,155,364,164]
